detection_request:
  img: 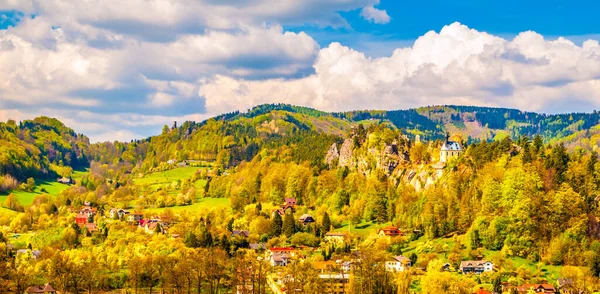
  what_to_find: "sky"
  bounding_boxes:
[1,1,600,142]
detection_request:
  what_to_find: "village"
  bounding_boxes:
[4,134,582,294]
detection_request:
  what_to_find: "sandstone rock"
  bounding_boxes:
[325,143,339,167]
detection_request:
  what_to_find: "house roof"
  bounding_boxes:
[378,226,401,236]
[299,214,314,222]
[270,247,294,252]
[75,214,88,219]
[516,284,556,292]
[272,253,289,262]
[85,223,98,232]
[249,243,266,250]
[26,283,55,293]
[460,260,492,268]
[392,256,411,263]
[441,141,462,151]
[232,230,250,237]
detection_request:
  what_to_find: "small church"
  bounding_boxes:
[439,133,463,163]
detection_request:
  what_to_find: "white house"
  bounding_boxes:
[440,133,463,163]
[385,256,412,272]
[459,260,493,274]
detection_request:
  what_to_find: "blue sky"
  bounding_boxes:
[288,1,600,56]
[1,1,600,141]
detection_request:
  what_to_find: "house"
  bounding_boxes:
[459,260,493,274]
[57,177,71,185]
[270,253,290,266]
[318,273,350,294]
[249,243,266,251]
[440,133,463,163]
[128,212,144,224]
[109,208,129,219]
[269,247,295,255]
[385,256,412,272]
[557,278,574,293]
[26,283,57,294]
[473,287,490,294]
[268,247,295,266]
[75,214,88,225]
[141,219,164,234]
[16,249,42,259]
[298,214,315,225]
[324,232,348,244]
[232,230,250,238]
[514,284,556,293]
[79,206,96,217]
[284,198,297,206]
[377,226,402,238]
[84,223,99,234]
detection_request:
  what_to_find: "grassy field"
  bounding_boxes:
[0,206,18,216]
[134,167,203,186]
[145,197,230,214]
[0,180,70,206]
[0,169,88,207]
[336,221,379,237]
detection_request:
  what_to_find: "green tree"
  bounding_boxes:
[322,212,331,233]
[283,210,296,238]
[269,213,282,237]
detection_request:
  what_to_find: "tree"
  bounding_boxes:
[322,212,331,233]
[283,210,296,238]
[269,213,282,237]
[493,276,502,293]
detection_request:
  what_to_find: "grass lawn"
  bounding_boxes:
[145,197,230,214]
[134,167,204,186]
[0,180,70,206]
[336,221,378,237]
[0,206,18,216]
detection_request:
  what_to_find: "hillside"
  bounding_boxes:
[1,104,600,293]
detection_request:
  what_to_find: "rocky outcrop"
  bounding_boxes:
[325,143,339,167]
[338,138,354,167]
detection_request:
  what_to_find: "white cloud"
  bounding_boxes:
[360,5,391,24]
[199,22,600,115]
[1,0,600,143]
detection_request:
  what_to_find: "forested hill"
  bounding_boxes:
[2,103,600,183]
[0,117,90,188]
[188,104,600,143]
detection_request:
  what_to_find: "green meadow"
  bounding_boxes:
[0,180,70,206]
[145,197,230,214]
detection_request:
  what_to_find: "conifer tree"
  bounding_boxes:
[269,213,283,237]
[322,212,331,233]
[283,210,296,237]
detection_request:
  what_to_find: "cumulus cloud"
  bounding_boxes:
[1,0,599,143]
[199,23,600,115]
[360,5,391,24]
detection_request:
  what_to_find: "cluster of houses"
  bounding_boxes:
[74,204,98,234]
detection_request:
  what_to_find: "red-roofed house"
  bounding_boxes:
[378,226,402,238]
[75,214,88,225]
